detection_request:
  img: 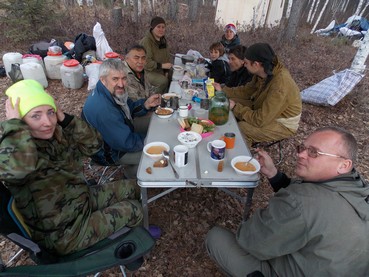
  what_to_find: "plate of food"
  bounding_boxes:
[177,117,215,138]
[155,107,174,119]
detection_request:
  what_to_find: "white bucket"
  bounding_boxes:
[3,52,23,77]
[85,62,101,90]
[44,53,66,79]
[20,62,48,88]
[60,59,84,89]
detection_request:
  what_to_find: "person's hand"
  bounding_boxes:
[213,82,222,91]
[55,102,65,122]
[162,63,173,70]
[5,97,21,120]
[229,99,236,110]
[144,94,161,109]
[255,148,278,179]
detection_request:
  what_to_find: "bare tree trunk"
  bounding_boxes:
[286,0,293,18]
[351,30,369,73]
[168,0,177,20]
[359,2,369,16]
[147,0,154,15]
[132,0,139,22]
[279,0,305,43]
[310,0,330,34]
[188,0,199,22]
[112,7,123,26]
[354,0,364,15]
[307,0,317,23]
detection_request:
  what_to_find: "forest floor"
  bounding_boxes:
[0,25,369,276]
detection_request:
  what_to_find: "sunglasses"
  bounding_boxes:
[296,144,347,159]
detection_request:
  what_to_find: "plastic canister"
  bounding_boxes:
[20,62,48,88]
[104,52,120,60]
[3,52,23,77]
[85,62,101,90]
[22,54,45,70]
[44,51,66,79]
[60,59,84,89]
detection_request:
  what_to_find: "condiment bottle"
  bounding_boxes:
[208,91,229,125]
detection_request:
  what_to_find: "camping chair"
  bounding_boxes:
[0,182,155,277]
[252,139,284,165]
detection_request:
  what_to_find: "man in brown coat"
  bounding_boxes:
[214,43,302,146]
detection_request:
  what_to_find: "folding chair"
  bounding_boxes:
[252,139,284,165]
[0,182,155,277]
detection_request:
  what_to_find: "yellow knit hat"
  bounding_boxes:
[5,80,57,118]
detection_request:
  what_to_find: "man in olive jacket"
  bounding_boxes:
[206,127,369,276]
[214,43,302,146]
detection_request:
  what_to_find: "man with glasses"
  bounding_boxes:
[206,127,369,276]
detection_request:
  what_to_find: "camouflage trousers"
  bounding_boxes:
[77,179,143,252]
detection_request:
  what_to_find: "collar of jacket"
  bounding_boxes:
[149,30,167,49]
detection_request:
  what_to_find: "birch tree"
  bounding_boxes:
[351,30,369,73]
[307,0,317,23]
[354,0,365,15]
[359,1,369,16]
[310,0,330,34]
[286,0,293,18]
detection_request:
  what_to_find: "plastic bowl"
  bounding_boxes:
[177,131,202,148]
[155,107,174,119]
[143,142,170,161]
[231,156,260,175]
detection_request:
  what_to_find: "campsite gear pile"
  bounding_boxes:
[1,22,116,91]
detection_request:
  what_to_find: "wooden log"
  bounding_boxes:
[112,7,122,27]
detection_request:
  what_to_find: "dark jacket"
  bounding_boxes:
[207,56,231,84]
[225,66,253,88]
[82,80,149,165]
[220,34,240,53]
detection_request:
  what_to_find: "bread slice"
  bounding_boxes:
[177,118,186,129]
[191,123,203,134]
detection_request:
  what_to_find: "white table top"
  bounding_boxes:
[137,82,260,188]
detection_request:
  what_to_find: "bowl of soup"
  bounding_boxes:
[231,156,260,175]
[143,142,170,161]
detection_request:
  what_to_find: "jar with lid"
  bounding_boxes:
[208,91,230,125]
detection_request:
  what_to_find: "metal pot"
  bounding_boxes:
[181,55,195,64]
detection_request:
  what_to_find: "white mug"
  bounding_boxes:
[173,145,189,167]
[179,105,189,117]
[207,140,226,161]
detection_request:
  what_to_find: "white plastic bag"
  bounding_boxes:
[85,63,101,91]
[93,22,113,60]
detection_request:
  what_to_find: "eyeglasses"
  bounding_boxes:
[296,144,348,159]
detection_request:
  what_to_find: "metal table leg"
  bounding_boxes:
[242,188,255,221]
[140,187,149,229]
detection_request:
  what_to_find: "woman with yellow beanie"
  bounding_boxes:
[0,80,143,255]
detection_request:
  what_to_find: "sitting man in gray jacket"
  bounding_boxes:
[206,126,369,276]
[122,45,154,101]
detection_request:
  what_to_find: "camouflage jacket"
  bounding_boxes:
[0,114,102,254]
[122,60,152,101]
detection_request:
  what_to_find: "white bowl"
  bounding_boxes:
[143,142,170,161]
[155,107,174,119]
[177,131,202,148]
[162,92,181,101]
[231,156,260,175]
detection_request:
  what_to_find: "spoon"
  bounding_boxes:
[244,157,254,166]
[162,150,179,179]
